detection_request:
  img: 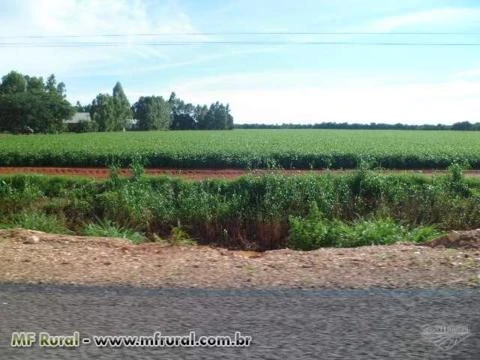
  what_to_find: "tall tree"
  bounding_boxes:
[195,105,209,129]
[132,96,171,130]
[112,82,132,129]
[90,82,132,131]
[168,92,177,106]
[90,94,116,131]
[56,82,66,97]
[46,74,57,93]
[225,104,234,130]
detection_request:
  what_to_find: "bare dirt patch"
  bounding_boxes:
[1,167,480,180]
[426,229,480,250]
[1,229,479,289]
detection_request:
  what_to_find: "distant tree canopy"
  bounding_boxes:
[87,88,234,132]
[235,121,480,131]
[0,71,74,133]
[90,82,133,131]
[168,92,234,130]
[451,121,476,131]
[132,96,171,130]
[169,92,196,130]
[197,102,234,130]
[0,70,235,133]
[75,101,91,113]
[13,70,480,134]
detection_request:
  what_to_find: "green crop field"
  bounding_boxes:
[0,129,479,169]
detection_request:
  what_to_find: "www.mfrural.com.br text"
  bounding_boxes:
[10,330,252,348]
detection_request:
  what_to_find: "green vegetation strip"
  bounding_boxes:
[1,166,479,250]
[1,129,480,169]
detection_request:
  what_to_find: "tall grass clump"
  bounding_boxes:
[0,163,478,249]
[0,212,70,234]
[288,203,442,250]
[83,219,146,244]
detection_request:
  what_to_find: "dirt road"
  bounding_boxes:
[1,167,480,180]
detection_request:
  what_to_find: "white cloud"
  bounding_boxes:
[455,67,480,79]
[368,8,480,32]
[165,73,480,124]
[0,0,199,77]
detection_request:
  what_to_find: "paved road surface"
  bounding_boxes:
[0,284,478,359]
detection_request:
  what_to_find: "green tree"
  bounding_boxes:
[0,71,27,94]
[171,113,196,130]
[168,92,178,106]
[197,102,234,130]
[75,101,91,113]
[25,76,44,93]
[195,105,209,129]
[0,91,73,133]
[451,121,473,131]
[90,94,116,131]
[45,74,66,97]
[226,105,234,130]
[168,93,234,130]
[168,92,196,130]
[90,82,132,131]
[112,82,132,129]
[132,96,171,130]
[46,74,57,93]
[0,71,73,133]
[56,82,66,97]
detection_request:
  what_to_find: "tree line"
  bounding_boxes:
[236,121,480,131]
[1,70,478,134]
[75,85,234,132]
[0,71,234,133]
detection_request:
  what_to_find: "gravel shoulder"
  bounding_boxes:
[1,229,479,289]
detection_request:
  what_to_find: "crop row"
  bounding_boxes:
[0,129,479,169]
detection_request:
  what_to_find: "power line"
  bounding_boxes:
[1,41,480,47]
[0,31,480,39]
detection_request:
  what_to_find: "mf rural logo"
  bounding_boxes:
[421,324,471,351]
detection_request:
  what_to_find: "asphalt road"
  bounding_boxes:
[0,284,478,359]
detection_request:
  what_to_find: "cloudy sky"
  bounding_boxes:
[1,0,480,124]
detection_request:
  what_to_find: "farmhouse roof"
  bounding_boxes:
[65,112,91,124]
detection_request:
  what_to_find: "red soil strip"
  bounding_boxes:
[0,167,248,180]
[1,167,480,180]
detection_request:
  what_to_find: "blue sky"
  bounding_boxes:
[1,0,480,124]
